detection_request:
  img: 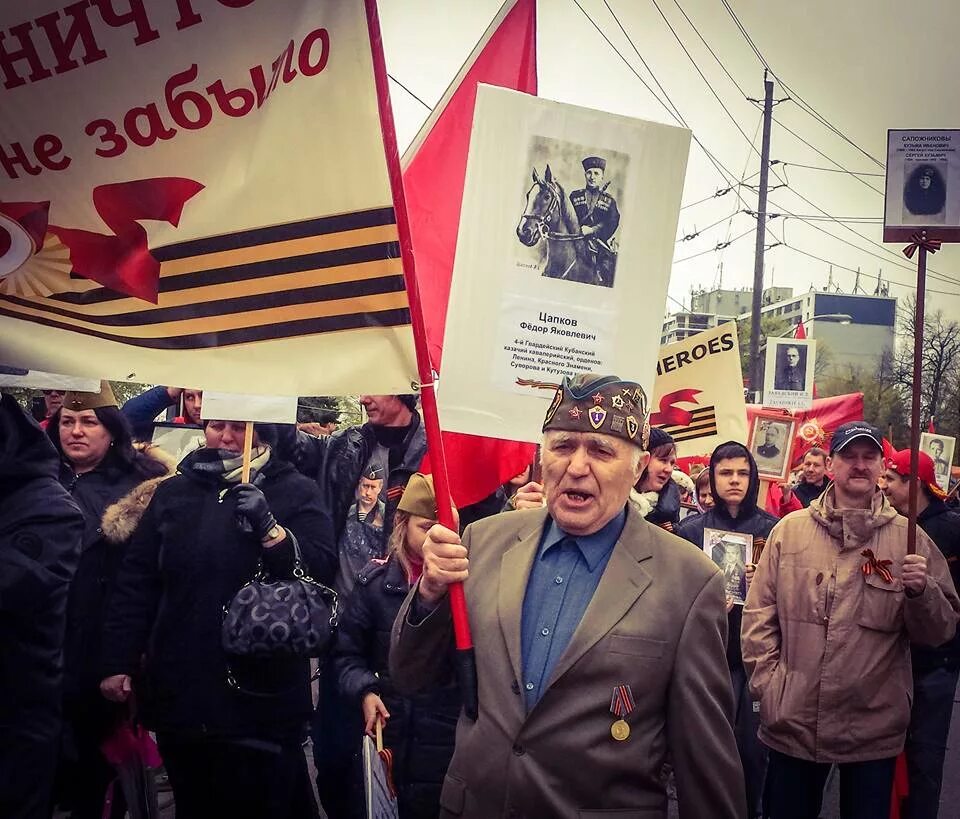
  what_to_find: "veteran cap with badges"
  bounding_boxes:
[542,373,650,449]
[62,380,117,412]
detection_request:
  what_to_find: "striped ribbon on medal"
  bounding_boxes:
[609,684,635,718]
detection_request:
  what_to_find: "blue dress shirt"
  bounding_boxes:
[520,508,626,711]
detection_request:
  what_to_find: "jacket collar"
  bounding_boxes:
[809,485,897,548]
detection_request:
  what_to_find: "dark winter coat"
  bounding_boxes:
[676,442,779,670]
[629,476,683,532]
[794,476,830,508]
[913,499,960,671]
[332,555,460,818]
[101,449,337,742]
[0,395,83,819]
[289,415,427,543]
[56,446,173,702]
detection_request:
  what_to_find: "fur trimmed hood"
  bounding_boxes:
[100,443,176,543]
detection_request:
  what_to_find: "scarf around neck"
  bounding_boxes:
[185,445,272,485]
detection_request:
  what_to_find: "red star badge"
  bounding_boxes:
[569,406,583,419]
[592,392,604,405]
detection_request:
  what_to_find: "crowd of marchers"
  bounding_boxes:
[1,374,958,819]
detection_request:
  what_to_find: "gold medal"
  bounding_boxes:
[611,719,630,741]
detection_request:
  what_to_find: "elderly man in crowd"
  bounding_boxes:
[883,449,960,818]
[390,373,745,819]
[743,422,960,819]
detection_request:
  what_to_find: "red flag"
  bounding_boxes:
[402,0,537,367]
[402,0,538,506]
[882,437,897,465]
[793,321,807,340]
[748,392,864,468]
[929,416,936,433]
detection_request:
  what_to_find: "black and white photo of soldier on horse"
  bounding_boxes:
[516,146,624,288]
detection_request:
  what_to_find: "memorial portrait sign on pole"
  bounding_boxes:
[438,85,690,443]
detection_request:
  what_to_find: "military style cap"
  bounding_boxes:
[397,473,437,520]
[542,373,650,448]
[582,156,606,172]
[362,465,385,481]
[63,380,117,412]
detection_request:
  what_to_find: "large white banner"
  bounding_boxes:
[438,85,690,443]
[0,0,416,395]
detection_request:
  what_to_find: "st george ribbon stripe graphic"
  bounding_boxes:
[2,208,411,348]
[659,407,718,441]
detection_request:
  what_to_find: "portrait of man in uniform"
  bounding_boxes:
[569,156,621,287]
[749,416,795,481]
[921,433,955,494]
[774,344,807,392]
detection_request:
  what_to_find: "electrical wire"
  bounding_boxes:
[719,0,769,69]
[778,161,884,178]
[673,225,756,264]
[677,210,749,242]
[571,0,754,210]
[387,73,432,111]
[671,0,751,99]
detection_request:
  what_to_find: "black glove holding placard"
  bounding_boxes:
[231,483,278,540]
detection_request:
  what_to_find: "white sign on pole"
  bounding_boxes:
[763,338,816,411]
[200,392,298,424]
[438,85,690,443]
[884,129,960,242]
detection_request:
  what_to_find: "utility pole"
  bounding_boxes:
[748,71,774,402]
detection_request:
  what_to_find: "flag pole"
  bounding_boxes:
[364,0,478,719]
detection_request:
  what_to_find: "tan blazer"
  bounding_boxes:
[390,505,746,819]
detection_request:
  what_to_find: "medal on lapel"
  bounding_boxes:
[609,684,634,741]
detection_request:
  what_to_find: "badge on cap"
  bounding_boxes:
[625,416,639,440]
[588,406,607,430]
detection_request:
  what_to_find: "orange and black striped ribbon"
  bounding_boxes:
[609,684,635,717]
[860,548,894,584]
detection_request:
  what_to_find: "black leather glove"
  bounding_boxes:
[231,483,278,540]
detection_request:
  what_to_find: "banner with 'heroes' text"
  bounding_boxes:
[651,322,748,457]
[0,0,416,395]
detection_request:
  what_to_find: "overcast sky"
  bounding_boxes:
[378,0,960,324]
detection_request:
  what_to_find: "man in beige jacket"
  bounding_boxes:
[390,373,745,819]
[742,421,960,818]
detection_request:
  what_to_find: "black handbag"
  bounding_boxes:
[221,532,339,663]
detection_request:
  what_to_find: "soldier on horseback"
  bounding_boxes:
[569,156,620,287]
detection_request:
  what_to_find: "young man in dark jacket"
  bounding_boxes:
[883,449,960,818]
[676,441,779,819]
[0,394,83,819]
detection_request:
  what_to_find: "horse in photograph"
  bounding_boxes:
[516,166,596,285]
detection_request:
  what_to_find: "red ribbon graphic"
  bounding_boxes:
[0,201,50,256]
[50,177,203,303]
[650,388,702,427]
[860,548,894,585]
[902,231,941,259]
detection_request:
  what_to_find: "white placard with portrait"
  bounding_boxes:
[884,130,960,242]
[438,85,690,442]
[920,432,956,494]
[763,338,816,411]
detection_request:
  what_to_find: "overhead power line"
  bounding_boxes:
[387,73,432,111]
[673,225,756,264]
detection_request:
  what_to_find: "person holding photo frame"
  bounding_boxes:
[677,441,780,819]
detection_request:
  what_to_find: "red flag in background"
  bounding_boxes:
[929,416,936,433]
[401,0,537,368]
[403,0,538,506]
[748,392,864,468]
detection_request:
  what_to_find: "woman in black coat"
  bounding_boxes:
[631,427,682,531]
[332,473,460,819]
[47,382,172,819]
[100,418,337,819]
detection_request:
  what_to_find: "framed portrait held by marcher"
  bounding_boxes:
[703,528,751,605]
[747,411,796,482]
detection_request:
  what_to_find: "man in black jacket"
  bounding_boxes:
[793,447,830,508]
[676,441,780,819]
[0,394,83,819]
[883,448,960,818]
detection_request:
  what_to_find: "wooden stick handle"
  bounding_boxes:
[241,422,254,483]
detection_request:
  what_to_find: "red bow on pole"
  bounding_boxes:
[902,231,941,259]
[860,548,894,584]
